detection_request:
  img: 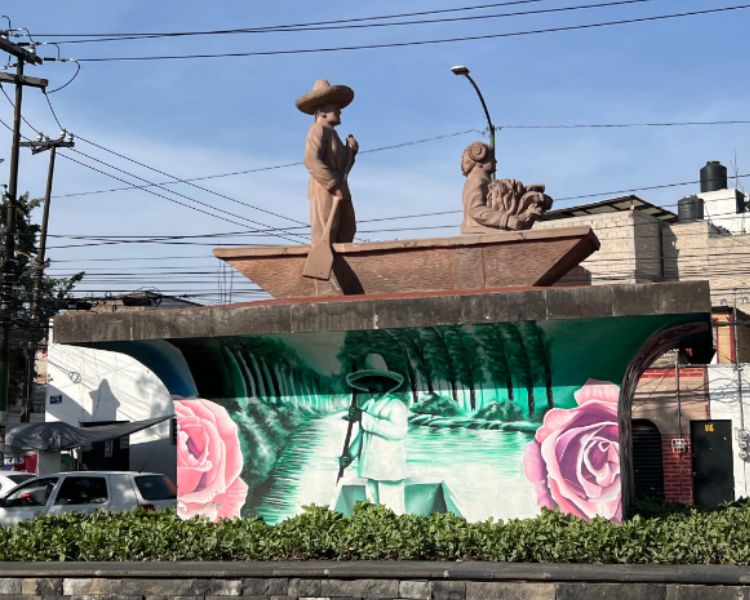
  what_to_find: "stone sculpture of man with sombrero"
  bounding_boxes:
[296,79,359,245]
[339,353,409,515]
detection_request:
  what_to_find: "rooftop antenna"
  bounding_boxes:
[732,149,744,193]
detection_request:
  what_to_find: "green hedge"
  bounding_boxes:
[2,502,750,563]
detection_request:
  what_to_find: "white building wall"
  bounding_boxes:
[707,364,750,499]
[45,343,176,479]
[698,189,748,234]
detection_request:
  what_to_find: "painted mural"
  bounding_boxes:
[142,314,702,525]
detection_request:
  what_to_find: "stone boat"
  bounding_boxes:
[213,226,599,298]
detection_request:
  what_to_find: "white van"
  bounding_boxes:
[0,472,35,497]
[0,471,176,526]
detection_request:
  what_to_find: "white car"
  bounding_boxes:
[0,471,176,526]
[0,472,35,497]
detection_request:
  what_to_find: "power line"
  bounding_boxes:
[51,254,217,262]
[39,177,750,243]
[496,119,750,129]
[55,128,480,199]
[43,91,65,128]
[46,213,750,298]
[23,1,560,38]
[51,259,750,276]
[45,60,81,94]
[0,83,43,137]
[341,174,750,225]
[57,150,304,242]
[63,148,308,243]
[9,118,746,248]
[37,86,313,234]
[37,0,660,44]
[48,120,749,204]
[74,134,310,229]
[49,5,750,62]
[54,160,304,199]
[0,86,313,244]
[41,199,750,251]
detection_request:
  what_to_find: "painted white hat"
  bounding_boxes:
[345,353,404,394]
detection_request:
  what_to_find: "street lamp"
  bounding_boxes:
[451,65,495,177]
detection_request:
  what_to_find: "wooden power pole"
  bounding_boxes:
[0,34,44,432]
[18,132,74,420]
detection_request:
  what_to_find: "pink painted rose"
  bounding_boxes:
[523,379,621,522]
[174,399,248,521]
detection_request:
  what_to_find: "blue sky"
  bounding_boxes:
[2,0,749,302]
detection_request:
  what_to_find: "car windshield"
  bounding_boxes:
[135,475,176,500]
[3,478,58,507]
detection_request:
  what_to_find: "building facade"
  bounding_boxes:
[536,161,750,506]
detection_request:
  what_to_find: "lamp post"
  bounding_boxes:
[451,65,495,178]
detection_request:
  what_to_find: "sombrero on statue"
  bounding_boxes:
[295,79,355,115]
[346,353,403,394]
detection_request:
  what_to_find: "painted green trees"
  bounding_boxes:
[444,326,484,411]
[334,322,553,418]
[198,322,554,420]
[225,337,331,408]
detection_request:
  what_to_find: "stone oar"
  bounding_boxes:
[303,195,341,280]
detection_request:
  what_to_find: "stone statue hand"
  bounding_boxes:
[522,204,544,222]
[346,134,359,154]
[347,405,362,422]
[339,454,353,468]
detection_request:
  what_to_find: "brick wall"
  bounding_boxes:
[664,219,750,307]
[633,367,709,505]
[632,367,709,436]
[661,434,694,504]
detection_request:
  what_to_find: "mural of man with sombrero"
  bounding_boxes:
[296,79,359,245]
[339,353,409,514]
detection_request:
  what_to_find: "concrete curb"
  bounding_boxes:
[0,562,747,584]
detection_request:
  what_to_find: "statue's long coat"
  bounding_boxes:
[304,121,357,243]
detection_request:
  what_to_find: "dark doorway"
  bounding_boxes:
[632,419,664,500]
[79,421,130,471]
[691,420,735,508]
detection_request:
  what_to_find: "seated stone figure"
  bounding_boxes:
[460,141,553,234]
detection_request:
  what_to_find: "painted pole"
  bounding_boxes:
[336,388,359,483]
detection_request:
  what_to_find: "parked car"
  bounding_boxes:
[0,471,176,526]
[0,472,35,498]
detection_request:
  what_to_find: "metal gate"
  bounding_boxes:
[691,420,734,508]
[632,419,664,500]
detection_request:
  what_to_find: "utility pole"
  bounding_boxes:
[0,34,44,432]
[20,133,74,326]
[732,290,747,479]
[18,132,74,420]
